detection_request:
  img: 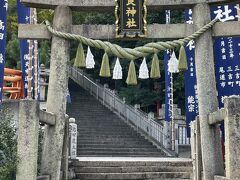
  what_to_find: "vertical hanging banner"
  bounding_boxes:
[184,9,199,137]
[0,0,8,103]
[164,50,172,122]
[33,9,39,100]
[164,10,172,122]
[184,5,240,136]
[115,0,147,38]
[17,0,30,98]
[211,5,240,108]
[17,1,38,99]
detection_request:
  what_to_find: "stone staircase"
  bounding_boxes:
[71,157,192,180]
[67,79,192,179]
[67,79,165,157]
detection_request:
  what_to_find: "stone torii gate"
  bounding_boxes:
[18,0,240,180]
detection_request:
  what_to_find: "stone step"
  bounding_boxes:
[78,137,147,141]
[78,130,137,133]
[76,155,166,157]
[69,110,108,112]
[76,118,125,121]
[74,116,121,120]
[77,125,131,129]
[76,119,124,122]
[77,144,154,148]
[76,121,127,124]
[74,179,189,180]
[78,136,146,142]
[76,117,124,120]
[78,147,161,152]
[79,132,139,136]
[69,105,108,108]
[75,172,191,179]
[73,160,192,167]
[77,151,163,155]
[71,111,111,114]
[71,113,114,116]
[77,119,124,122]
[77,127,132,130]
[69,107,108,110]
[79,138,143,141]
[77,140,151,145]
[78,134,139,137]
[77,141,153,145]
[80,129,135,132]
[77,131,139,135]
[78,131,135,134]
[77,126,131,130]
[70,108,109,111]
[78,131,140,135]
[69,111,112,114]
[75,166,192,173]
[77,129,132,132]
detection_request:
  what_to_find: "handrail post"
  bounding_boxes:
[90,83,92,95]
[69,118,77,159]
[96,86,99,100]
[149,120,152,137]
[103,84,108,106]
[174,123,179,154]
[39,64,48,102]
[113,91,115,112]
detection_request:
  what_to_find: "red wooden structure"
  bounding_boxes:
[3,68,24,99]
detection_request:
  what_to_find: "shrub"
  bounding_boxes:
[0,107,18,180]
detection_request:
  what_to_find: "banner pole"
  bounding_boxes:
[33,8,38,100]
[27,8,34,99]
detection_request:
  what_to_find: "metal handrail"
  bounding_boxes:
[69,66,169,149]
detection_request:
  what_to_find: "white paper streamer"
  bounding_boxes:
[168,51,179,73]
[139,58,149,79]
[86,46,95,69]
[113,58,122,80]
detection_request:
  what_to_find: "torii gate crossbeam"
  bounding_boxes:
[20,0,240,10]
[18,21,240,40]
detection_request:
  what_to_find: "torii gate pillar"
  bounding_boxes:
[40,6,72,179]
[193,3,224,180]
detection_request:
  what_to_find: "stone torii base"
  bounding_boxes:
[2,100,56,180]
[192,96,240,180]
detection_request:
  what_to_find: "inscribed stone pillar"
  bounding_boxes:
[16,100,39,180]
[224,97,240,180]
[40,5,72,180]
[193,3,224,180]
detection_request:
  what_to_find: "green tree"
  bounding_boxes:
[5,37,20,69]
[39,40,51,67]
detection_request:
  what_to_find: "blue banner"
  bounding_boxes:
[184,5,240,137]
[164,10,172,122]
[17,0,31,98]
[0,0,8,103]
[184,9,199,136]
[164,50,172,122]
[211,5,240,108]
